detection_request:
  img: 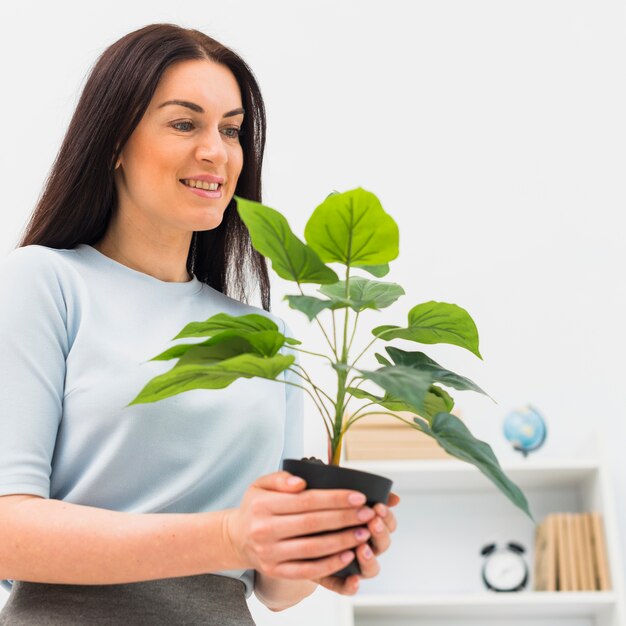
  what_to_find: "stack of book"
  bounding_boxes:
[343,412,454,461]
[533,512,611,591]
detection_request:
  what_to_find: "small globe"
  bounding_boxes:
[503,405,547,457]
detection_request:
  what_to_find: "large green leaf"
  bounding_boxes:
[356,365,433,414]
[372,301,482,359]
[284,295,336,321]
[127,353,294,405]
[304,188,399,268]
[173,313,278,340]
[319,277,405,313]
[235,195,338,284]
[415,413,534,521]
[150,330,286,362]
[385,347,489,397]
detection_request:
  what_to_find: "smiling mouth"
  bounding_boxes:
[179,180,223,199]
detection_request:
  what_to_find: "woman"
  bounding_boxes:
[0,23,398,624]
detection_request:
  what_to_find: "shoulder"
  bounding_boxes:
[1,244,79,276]
[0,245,82,306]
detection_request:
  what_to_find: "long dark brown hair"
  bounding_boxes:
[17,23,271,310]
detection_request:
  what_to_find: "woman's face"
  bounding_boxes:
[114,58,245,237]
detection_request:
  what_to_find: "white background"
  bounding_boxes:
[1,1,625,622]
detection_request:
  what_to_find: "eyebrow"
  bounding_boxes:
[157,100,245,118]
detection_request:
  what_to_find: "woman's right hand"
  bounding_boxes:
[223,470,376,579]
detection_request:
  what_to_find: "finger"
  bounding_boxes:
[355,541,380,578]
[271,549,358,580]
[252,471,308,493]
[367,515,391,555]
[268,506,376,540]
[373,504,398,533]
[276,526,371,561]
[387,492,401,507]
[316,573,360,595]
[266,487,368,515]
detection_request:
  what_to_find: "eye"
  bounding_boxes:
[222,127,244,139]
[171,120,195,132]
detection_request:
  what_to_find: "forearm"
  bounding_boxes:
[254,571,318,611]
[0,497,244,584]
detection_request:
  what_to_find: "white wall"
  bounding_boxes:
[1,0,625,621]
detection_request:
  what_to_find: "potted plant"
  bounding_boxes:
[127,187,533,577]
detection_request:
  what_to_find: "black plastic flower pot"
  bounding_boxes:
[282,457,393,578]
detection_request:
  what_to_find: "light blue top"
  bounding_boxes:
[0,244,304,596]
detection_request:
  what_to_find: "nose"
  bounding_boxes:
[195,127,228,164]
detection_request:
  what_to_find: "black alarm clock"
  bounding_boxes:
[480,542,528,592]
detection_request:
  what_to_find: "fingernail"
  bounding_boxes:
[287,476,304,486]
[341,550,355,563]
[362,545,373,559]
[349,492,366,505]
[358,507,374,521]
[354,528,370,540]
[377,504,388,517]
[374,519,384,532]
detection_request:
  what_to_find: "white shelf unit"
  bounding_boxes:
[338,458,626,626]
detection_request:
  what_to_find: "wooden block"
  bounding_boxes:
[566,514,579,591]
[556,514,570,591]
[344,411,458,460]
[533,517,548,591]
[590,512,611,591]
[581,513,597,591]
[345,429,442,445]
[571,514,586,591]
[545,514,557,592]
[344,442,452,460]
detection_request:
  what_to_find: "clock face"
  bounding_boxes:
[483,551,527,590]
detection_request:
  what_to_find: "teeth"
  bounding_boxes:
[182,179,221,191]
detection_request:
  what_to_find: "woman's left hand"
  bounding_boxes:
[312,491,400,595]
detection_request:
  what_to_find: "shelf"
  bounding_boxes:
[349,592,617,617]
[342,458,602,493]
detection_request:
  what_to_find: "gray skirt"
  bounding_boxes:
[0,573,255,625]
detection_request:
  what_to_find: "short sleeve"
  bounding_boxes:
[278,319,304,462]
[0,247,68,498]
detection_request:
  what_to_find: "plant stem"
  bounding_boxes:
[290,346,334,365]
[346,410,416,430]
[342,402,378,431]
[297,283,337,359]
[329,265,353,465]
[331,310,337,354]
[347,310,360,354]
[350,336,379,370]
[289,363,335,412]
[281,378,333,440]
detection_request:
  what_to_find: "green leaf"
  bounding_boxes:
[385,347,489,397]
[284,295,335,321]
[372,301,482,359]
[374,352,392,366]
[127,353,294,405]
[356,365,433,413]
[173,313,278,340]
[415,413,534,521]
[360,264,390,277]
[346,384,454,419]
[304,188,399,268]
[235,195,338,284]
[318,277,405,313]
[423,386,455,417]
